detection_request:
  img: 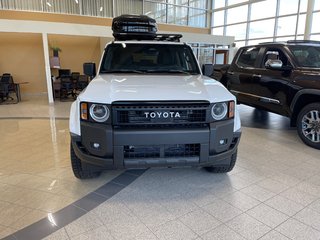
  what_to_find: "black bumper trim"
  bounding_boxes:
[70,130,241,169]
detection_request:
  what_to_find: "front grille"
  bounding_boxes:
[112,101,209,126]
[124,144,200,159]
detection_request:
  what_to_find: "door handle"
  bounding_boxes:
[252,74,261,78]
[228,71,234,75]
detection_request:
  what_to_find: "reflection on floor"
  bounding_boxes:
[1,97,320,240]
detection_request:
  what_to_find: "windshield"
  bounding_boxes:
[100,43,200,74]
[288,45,320,68]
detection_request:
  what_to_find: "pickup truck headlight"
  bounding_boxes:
[211,101,234,121]
[80,102,110,123]
[90,104,110,122]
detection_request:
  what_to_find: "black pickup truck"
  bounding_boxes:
[210,40,320,149]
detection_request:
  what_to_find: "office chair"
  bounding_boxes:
[60,75,73,100]
[0,73,16,103]
[77,75,89,92]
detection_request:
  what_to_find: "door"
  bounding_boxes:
[228,46,263,106]
[249,47,293,115]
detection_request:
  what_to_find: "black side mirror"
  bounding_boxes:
[202,64,213,77]
[83,62,96,79]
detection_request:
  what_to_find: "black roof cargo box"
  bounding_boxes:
[112,14,157,40]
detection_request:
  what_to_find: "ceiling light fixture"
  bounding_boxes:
[75,0,79,3]
[46,2,52,7]
[99,6,103,12]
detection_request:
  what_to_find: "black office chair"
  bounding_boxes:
[77,75,89,91]
[0,73,17,103]
[60,75,73,100]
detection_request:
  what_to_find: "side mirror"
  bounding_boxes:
[265,59,283,69]
[202,64,213,77]
[83,62,96,79]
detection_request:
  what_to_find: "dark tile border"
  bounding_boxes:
[1,169,147,240]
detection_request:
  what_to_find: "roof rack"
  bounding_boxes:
[153,34,182,42]
[112,14,183,42]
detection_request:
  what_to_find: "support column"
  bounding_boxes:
[42,33,54,104]
[304,0,315,40]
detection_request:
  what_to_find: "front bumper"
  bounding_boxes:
[71,119,241,169]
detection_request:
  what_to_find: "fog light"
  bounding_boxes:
[93,143,100,149]
[219,139,227,145]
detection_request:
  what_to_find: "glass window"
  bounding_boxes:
[101,43,200,74]
[312,12,320,34]
[167,0,188,6]
[189,0,207,9]
[44,0,81,15]
[115,0,143,16]
[199,44,214,65]
[297,14,306,35]
[145,2,167,24]
[310,34,320,41]
[279,0,299,16]
[212,27,224,35]
[277,16,297,37]
[81,0,112,17]
[189,8,207,27]
[167,5,188,25]
[214,0,225,9]
[227,0,247,6]
[249,19,275,39]
[247,38,273,45]
[276,36,294,41]
[314,0,320,11]
[0,0,42,11]
[227,5,248,24]
[236,47,260,68]
[300,0,308,12]
[288,45,320,68]
[250,0,277,20]
[234,41,246,48]
[213,10,225,27]
[226,23,247,40]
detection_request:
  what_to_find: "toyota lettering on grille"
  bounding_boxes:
[144,111,181,119]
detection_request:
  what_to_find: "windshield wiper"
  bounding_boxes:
[143,69,193,75]
[100,70,144,74]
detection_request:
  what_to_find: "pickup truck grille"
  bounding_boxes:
[112,101,209,127]
[124,144,200,159]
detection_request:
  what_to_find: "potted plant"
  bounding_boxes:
[50,46,62,57]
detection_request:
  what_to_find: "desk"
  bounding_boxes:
[14,82,29,102]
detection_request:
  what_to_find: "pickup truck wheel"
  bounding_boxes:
[297,103,320,150]
[204,151,237,173]
[70,143,101,179]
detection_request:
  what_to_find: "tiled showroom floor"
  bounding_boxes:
[1,96,320,240]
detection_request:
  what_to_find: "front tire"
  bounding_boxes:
[204,151,237,173]
[297,102,320,150]
[70,143,102,179]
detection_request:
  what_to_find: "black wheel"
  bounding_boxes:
[204,151,237,173]
[297,103,320,150]
[70,143,101,179]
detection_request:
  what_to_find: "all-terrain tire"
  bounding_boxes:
[70,143,101,179]
[297,102,320,150]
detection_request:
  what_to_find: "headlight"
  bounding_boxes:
[89,104,110,122]
[211,102,228,120]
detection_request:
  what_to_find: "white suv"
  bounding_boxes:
[69,15,241,179]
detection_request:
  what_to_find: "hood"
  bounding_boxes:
[79,74,235,103]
